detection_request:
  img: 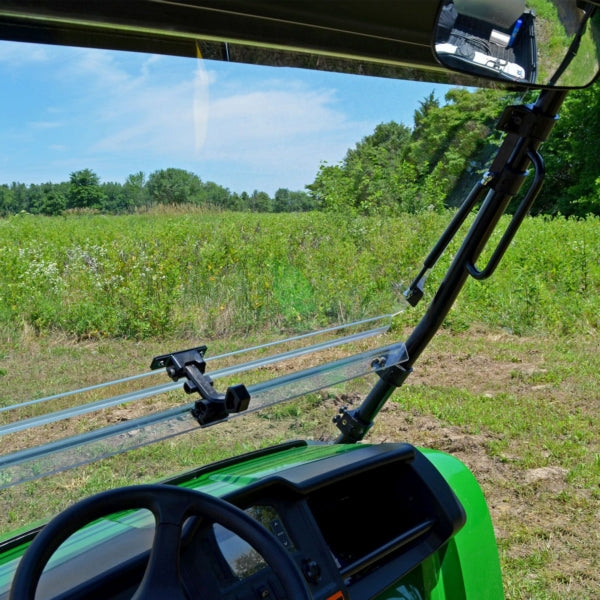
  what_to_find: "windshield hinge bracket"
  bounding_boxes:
[151,346,250,426]
[333,406,372,442]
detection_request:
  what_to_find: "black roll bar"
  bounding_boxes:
[335,88,568,444]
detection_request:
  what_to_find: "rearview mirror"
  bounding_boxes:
[434,0,600,87]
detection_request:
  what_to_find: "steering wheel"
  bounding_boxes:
[10,484,312,600]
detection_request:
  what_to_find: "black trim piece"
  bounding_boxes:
[339,519,436,578]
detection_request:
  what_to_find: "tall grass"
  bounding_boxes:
[0,210,598,340]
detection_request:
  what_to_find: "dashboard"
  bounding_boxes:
[1,443,466,600]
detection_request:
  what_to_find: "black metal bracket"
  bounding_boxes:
[151,346,250,426]
[484,102,557,192]
[404,101,556,308]
[496,104,557,142]
[332,406,372,442]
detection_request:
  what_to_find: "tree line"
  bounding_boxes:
[309,84,600,218]
[0,168,316,216]
[2,84,599,218]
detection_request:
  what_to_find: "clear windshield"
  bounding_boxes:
[0,40,451,532]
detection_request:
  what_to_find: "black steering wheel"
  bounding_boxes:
[10,484,312,600]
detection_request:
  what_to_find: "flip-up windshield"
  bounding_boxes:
[1,38,469,515]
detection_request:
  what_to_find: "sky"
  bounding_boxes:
[0,40,453,196]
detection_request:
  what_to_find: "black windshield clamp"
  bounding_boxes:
[151,346,250,426]
[483,103,557,196]
[333,406,372,442]
[496,104,557,143]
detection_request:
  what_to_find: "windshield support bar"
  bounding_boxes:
[404,180,488,306]
[335,88,568,444]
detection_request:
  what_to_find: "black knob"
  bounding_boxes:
[302,558,322,584]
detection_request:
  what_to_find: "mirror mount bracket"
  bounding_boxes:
[151,347,251,426]
[484,102,557,194]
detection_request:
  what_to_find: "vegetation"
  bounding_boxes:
[1,82,600,599]
[540,83,600,214]
[310,84,600,218]
[0,168,316,216]
[527,0,600,85]
[0,209,598,342]
[309,88,515,214]
[1,328,598,600]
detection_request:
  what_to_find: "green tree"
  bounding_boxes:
[25,183,44,213]
[68,169,105,210]
[229,191,249,211]
[0,185,14,215]
[39,188,67,215]
[405,88,514,206]
[146,168,202,205]
[24,182,66,215]
[199,181,232,209]
[8,182,27,213]
[123,171,149,210]
[308,121,420,215]
[536,84,600,216]
[413,90,440,131]
[273,188,316,212]
[248,190,272,212]
[101,181,131,213]
[307,88,518,215]
[307,161,356,213]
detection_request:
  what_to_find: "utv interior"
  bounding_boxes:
[435,0,538,83]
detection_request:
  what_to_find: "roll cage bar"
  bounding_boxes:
[335,88,568,442]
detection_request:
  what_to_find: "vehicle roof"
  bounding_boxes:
[0,1,470,83]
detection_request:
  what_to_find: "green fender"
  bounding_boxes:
[377,448,504,600]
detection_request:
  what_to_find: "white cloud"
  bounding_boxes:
[3,43,373,190]
[60,47,132,89]
[87,57,359,183]
[195,87,356,176]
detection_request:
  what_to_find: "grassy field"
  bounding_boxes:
[528,0,600,86]
[1,209,599,598]
[0,328,598,599]
[1,209,599,343]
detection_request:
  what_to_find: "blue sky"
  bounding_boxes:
[1,41,452,195]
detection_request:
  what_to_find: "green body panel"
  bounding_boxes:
[424,449,504,599]
[0,442,503,598]
[176,442,357,495]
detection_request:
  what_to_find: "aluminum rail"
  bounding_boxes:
[0,315,395,436]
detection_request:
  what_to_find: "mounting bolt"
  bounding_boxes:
[371,356,386,369]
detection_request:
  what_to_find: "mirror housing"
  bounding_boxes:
[435,0,600,87]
